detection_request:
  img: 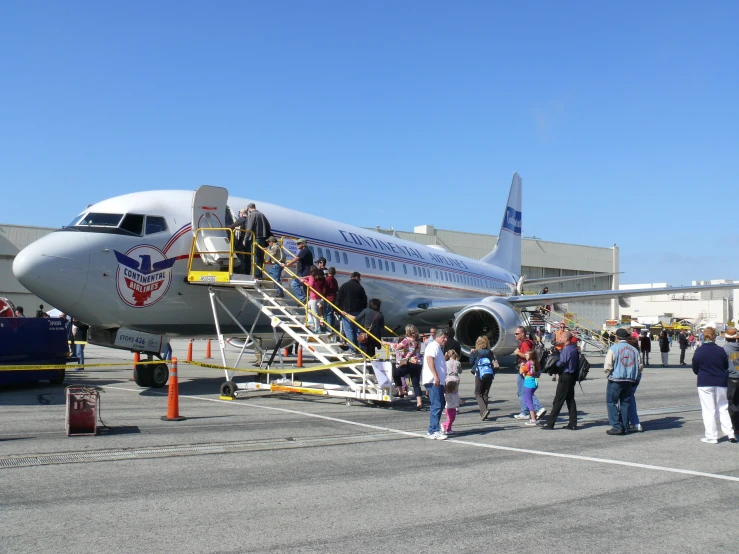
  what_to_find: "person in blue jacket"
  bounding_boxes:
[692,327,736,444]
[541,330,579,430]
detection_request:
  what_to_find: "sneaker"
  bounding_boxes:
[536,407,547,418]
[445,430,456,435]
[513,414,529,420]
[427,432,436,439]
[434,431,448,440]
[635,424,643,432]
[525,420,539,426]
[481,409,490,421]
[729,436,738,443]
[701,437,718,444]
[606,428,626,436]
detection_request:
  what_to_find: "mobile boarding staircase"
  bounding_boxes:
[521,307,613,355]
[185,188,397,403]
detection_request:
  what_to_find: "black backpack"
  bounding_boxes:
[534,342,549,369]
[577,353,591,391]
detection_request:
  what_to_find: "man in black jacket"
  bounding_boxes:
[244,203,271,279]
[679,330,689,366]
[336,272,367,351]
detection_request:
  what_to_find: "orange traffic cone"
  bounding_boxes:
[161,358,186,421]
[205,338,212,359]
[187,339,193,362]
[131,351,140,381]
[296,346,303,368]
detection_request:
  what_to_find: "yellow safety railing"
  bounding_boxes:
[277,241,398,338]
[256,241,397,356]
[253,241,381,359]
[187,227,255,282]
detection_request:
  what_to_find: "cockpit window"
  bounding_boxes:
[76,213,124,227]
[119,214,144,235]
[67,214,84,227]
[145,216,168,235]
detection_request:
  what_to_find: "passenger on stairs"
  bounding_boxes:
[265,237,285,298]
[243,203,271,279]
[323,267,339,333]
[301,266,327,333]
[336,272,367,352]
[349,298,385,357]
[282,238,313,303]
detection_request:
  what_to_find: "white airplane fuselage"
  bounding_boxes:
[14,190,519,350]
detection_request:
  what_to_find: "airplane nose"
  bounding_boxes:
[13,231,90,310]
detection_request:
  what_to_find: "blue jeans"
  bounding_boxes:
[323,304,334,331]
[291,278,306,303]
[342,313,361,351]
[517,373,542,414]
[76,344,85,366]
[628,380,640,426]
[163,343,172,361]
[606,380,633,431]
[268,264,284,297]
[425,384,446,434]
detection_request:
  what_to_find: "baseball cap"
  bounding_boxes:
[616,328,629,339]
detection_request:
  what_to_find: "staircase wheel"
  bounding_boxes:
[221,381,237,397]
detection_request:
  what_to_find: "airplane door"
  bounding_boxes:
[191,185,231,266]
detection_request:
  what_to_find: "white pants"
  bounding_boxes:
[661,352,669,366]
[307,299,322,331]
[697,386,734,440]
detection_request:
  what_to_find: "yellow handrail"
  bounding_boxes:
[187,227,256,276]
[253,242,376,360]
[264,242,389,350]
[275,241,398,338]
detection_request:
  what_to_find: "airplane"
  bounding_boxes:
[12,173,738,388]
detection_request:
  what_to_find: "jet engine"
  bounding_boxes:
[453,298,521,355]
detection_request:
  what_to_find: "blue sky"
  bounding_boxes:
[2,1,737,285]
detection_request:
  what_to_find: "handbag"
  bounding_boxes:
[357,311,379,345]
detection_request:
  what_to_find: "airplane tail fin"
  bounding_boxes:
[479,172,522,275]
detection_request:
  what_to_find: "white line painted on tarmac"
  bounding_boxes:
[104,385,739,483]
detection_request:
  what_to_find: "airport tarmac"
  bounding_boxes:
[1,339,738,553]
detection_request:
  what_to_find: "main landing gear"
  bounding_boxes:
[134,355,170,388]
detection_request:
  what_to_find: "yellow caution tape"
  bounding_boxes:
[0,360,164,372]
[185,358,369,374]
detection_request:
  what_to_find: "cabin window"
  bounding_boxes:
[342,253,348,265]
[317,247,324,260]
[145,216,168,235]
[365,257,370,268]
[392,262,396,272]
[385,260,389,271]
[371,258,376,269]
[413,266,417,276]
[376,258,382,270]
[403,264,407,274]
[326,250,331,262]
[119,214,144,235]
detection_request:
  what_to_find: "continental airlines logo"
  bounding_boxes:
[501,207,522,235]
[114,246,177,308]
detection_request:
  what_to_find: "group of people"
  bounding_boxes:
[407,320,739,444]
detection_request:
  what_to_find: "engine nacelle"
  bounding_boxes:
[453,298,521,356]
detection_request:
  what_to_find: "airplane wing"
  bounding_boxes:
[505,282,739,307]
[403,281,739,325]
